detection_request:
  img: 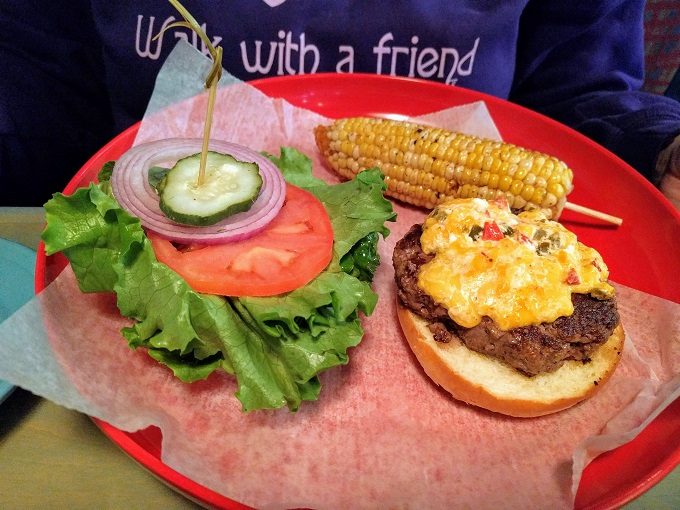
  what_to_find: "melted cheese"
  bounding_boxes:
[417,198,614,330]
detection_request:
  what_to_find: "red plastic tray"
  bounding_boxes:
[35,73,680,509]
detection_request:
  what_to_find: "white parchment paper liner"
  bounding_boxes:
[1,41,678,509]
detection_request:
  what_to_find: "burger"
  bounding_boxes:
[393,197,624,417]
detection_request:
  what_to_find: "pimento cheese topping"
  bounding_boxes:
[417,197,614,330]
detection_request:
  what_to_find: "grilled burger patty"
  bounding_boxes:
[393,224,620,376]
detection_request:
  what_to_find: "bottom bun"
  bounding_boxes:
[397,302,625,417]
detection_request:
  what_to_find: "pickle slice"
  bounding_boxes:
[158,151,262,226]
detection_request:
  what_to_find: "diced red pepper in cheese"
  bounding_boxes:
[565,268,581,285]
[493,195,509,210]
[516,232,532,245]
[482,221,504,241]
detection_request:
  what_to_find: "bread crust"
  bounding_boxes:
[397,301,625,417]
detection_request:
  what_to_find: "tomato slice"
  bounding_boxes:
[148,184,334,296]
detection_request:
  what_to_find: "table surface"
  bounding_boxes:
[1,206,678,509]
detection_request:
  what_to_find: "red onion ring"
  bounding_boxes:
[110,138,286,244]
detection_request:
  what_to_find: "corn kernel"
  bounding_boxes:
[498,175,513,192]
[531,187,547,205]
[521,184,535,201]
[510,179,524,196]
[488,173,499,189]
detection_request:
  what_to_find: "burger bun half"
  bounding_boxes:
[397,302,625,418]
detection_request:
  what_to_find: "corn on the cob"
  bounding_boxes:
[314,117,574,218]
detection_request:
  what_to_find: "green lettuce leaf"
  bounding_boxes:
[43,184,140,292]
[42,147,395,412]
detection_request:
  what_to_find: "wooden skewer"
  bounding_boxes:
[564,202,623,226]
[197,77,218,187]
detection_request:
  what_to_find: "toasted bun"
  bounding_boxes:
[397,302,625,417]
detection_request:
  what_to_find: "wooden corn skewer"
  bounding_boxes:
[564,202,623,225]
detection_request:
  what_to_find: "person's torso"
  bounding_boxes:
[92,0,529,129]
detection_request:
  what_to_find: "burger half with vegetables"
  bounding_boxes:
[393,197,624,417]
[42,138,395,412]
